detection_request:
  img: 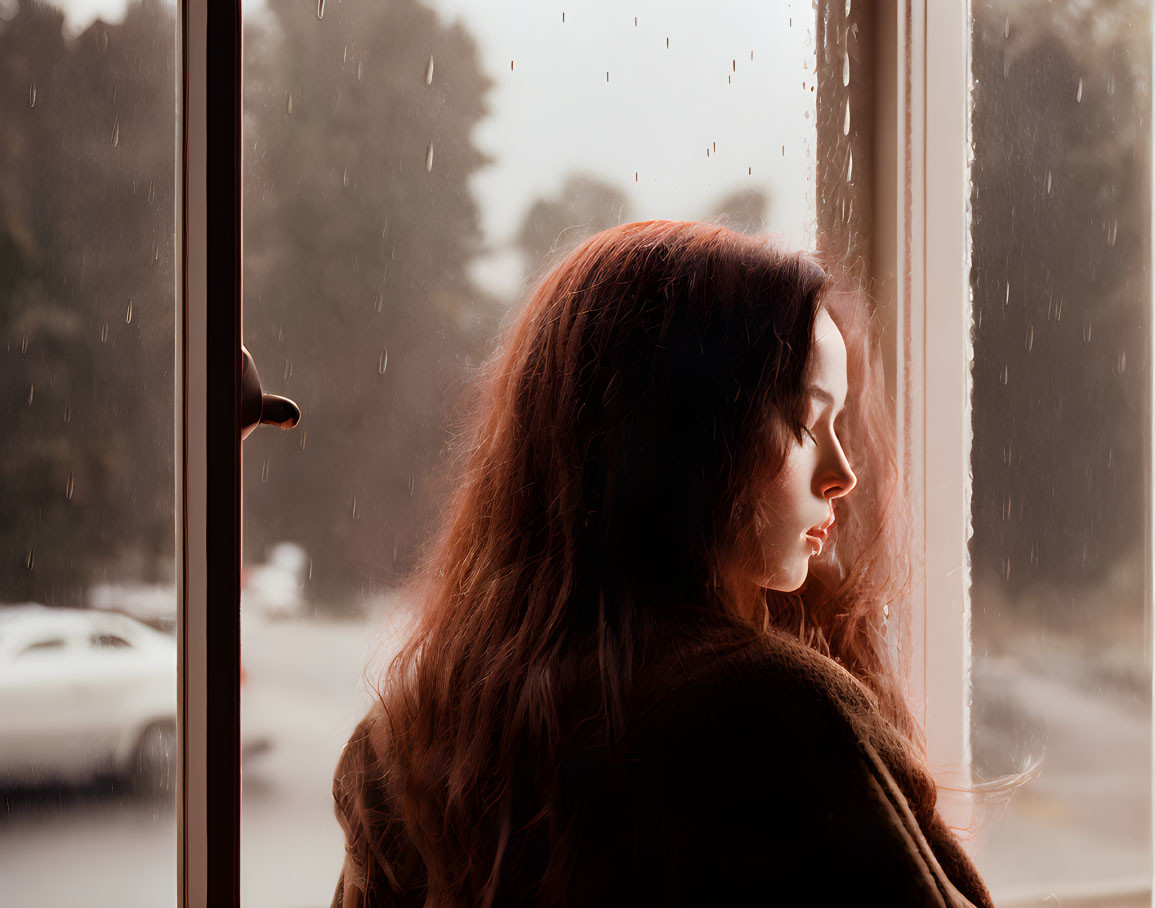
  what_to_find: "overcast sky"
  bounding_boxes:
[43,0,816,298]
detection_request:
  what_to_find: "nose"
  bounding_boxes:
[818,442,857,500]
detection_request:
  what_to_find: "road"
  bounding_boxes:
[0,614,1148,907]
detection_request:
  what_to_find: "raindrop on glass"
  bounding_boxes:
[425,55,434,86]
[111,117,120,147]
[64,402,71,423]
[1107,72,1116,96]
[1055,298,1063,321]
[356,59,364,81]
[1107,218,1118,247]
[343,45,348,63]
[1004,281,1010,307]
[342,167,349,187]
[425,141,434,172]
[846,149,853,181]
[843,98,850,135]
[25,546,34,571]
[278,325,285,342]
[845,0,852,15]
[1003,17,1009,39]
[101,320,109,342]
[379,349,389,374]
[842,49,849,86]
[300,429,308,451]
[283,359,293,381]
[287,93,295,114]
[1118,350,1127,373]
[1075,77,1083,103]
[65,471,74,501]
[1045,170,1052,193]
[1083,318,1093,343]
[20,332,28,353]
[125,299,133,324]
[29,82,36,108]
[1000,364,1008,385]
[375,290,383,312]
[352,497,359,519]
[1025,325,1034,352]
[308,558,313,580]
[316,0,324,19]
[261,459,270,482]
[27,383,34,405]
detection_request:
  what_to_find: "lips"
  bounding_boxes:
[805,512,836,543]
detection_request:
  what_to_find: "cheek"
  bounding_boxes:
[761,449,812,528]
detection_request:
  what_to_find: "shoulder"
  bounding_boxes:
[639,629,877,743]
[332,708,393,853]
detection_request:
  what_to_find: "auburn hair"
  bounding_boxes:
[368,220,920,904]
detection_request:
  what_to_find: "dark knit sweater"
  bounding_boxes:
[331,630,993,907]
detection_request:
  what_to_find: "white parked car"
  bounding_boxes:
[0,605,177,792]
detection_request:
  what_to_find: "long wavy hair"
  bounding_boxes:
[368,220,918,904]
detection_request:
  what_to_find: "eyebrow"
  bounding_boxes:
[803,385,837,407]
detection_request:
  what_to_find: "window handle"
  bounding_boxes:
[240,344,301,441]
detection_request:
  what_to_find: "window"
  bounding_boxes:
[2,1,1149,904]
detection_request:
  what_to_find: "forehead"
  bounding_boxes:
[804,309,848,397]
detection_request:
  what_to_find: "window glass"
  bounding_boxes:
[0,0,178,904]
[240,1,817,903]
[968,0,1152,900]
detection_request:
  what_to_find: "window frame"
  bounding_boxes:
[177,0,993,901]
[179,0,242,902]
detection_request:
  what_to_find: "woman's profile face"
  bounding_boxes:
[754,308,858,592]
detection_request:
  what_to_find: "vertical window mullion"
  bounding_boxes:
[179,0,243,902]
[918,0,974,833]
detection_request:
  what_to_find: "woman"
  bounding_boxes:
[332,221,993,907]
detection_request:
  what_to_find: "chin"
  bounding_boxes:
[761,561,810,593]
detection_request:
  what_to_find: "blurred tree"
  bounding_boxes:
[516,174,631,279]
[970,0,1149,600]
[0,0,175,605]
[241,0,497,611]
